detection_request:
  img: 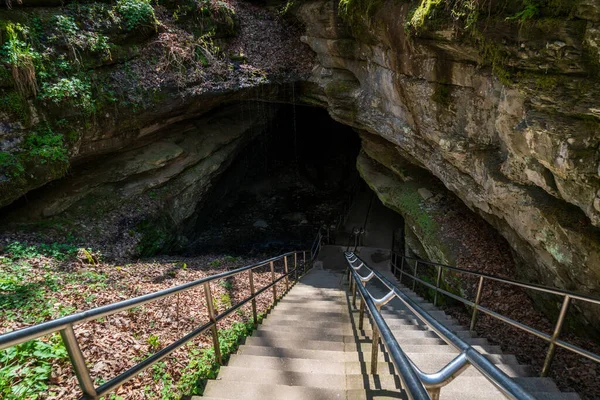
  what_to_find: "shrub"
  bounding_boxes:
[0,152,24,178]
[0,23,39,97]
[115,0,158,31]
[40,77,94,114]
[24,125,69,165]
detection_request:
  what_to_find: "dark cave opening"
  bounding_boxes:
[188,103,362,255]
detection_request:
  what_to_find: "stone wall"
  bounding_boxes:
[296,0,600,327]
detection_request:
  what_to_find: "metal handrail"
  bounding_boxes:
[344,252,536,400]
[346,258,430,400]
[0,249,318,399]
[391,251,600,376]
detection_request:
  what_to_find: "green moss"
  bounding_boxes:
[406,0,443,33]
[338,0,384,37]
[0,90,29,122]
[432,83,452,106]
[324,80,358,97]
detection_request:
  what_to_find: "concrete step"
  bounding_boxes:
[214,366,402,391]
[203,380,347,399]
[226,354,387,375]
[260,319,351,330]
[203,380,406,399]
[514,377,559,392]
[197,267,578,400]
[266,309,350,320]
[530,394,581,400]
[243,337,346,351]
[256,325,365,336]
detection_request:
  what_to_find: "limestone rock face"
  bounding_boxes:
[2,104,268,258]
[296,0,600,313]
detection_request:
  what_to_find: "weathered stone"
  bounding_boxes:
[253,219,269,229]
[296,0,600,328]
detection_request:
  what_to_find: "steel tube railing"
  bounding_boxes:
[0,251,302,351]
[393,254,600,306]
[0,244,322,400]
[390,251,600,374]
[346,252,536,400]
[347,263,430,399]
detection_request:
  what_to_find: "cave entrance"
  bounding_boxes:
[188,103,362,254]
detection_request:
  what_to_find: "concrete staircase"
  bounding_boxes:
[197,266,580,400]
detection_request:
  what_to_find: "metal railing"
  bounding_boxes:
[344,252,536,400]
[391,251,600,377]
[0,249,318,399]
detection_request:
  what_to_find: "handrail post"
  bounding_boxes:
[303,251,306,275]
[270,261,277,304]
[470,276,485,332]
[248,269,258,325]
[399,257,405,283]
[60,325,97,399]
[284,256,290,292]
[204,282,222,364]
[370,303,382,375]
[434,265,442,307]
[412,260,418,291]
[541,295,571,377]
[294,253,298,282]
[358,280,366,330]
[352,276,358,308]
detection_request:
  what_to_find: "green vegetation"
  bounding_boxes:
[0,335,68,400]
[116,0,158,31]
[0,123,69,180]
[40,77,94,114]
[4,241,79,260]
[1,242,265,399]
[176,318,262,396]
[24,124,69,165]
[338,0,383,37]
[0,22,38,97]
[431,84,452,106]
[406,0,443,33]
[506,0,540,22]
[0,242,107,399]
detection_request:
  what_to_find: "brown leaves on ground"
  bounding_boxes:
[430,198,600,399]
[1,253,297,399]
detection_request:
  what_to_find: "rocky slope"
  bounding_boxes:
[0,0,314,256]
[295,0,600,329]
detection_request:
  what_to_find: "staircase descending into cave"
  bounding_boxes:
[197,246,580,400]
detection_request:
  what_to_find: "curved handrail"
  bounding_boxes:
[345,252,536,400]
[347,260,431,400]
[391,251,600,374]
[0,249,315,399]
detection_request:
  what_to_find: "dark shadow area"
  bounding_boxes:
[188,103,361,255]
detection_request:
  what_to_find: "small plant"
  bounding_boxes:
[0,335,68,399]
[218,279,233,290]
[0,23,39,97]
[40,77,94,114]
[219,293,232,309]
[147,334,161,350]
[210,259,222,267]
[115,0,158,31]
[5,241,79,260]
[0,152,25,179]
[223,255,238,263]
[507,0,540,22]
[23,124,69,165]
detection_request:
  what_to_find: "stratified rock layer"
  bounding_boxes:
[296,0,600,326]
